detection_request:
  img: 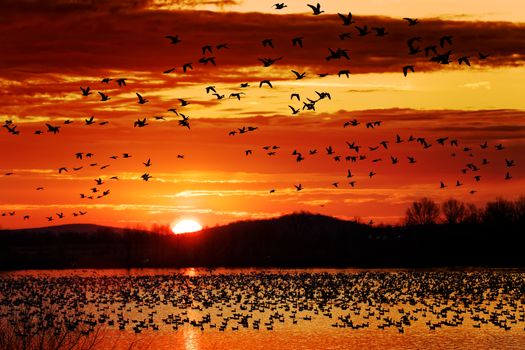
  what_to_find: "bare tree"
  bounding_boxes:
[484,198,515,224]
[513,196,525,223]
[463,203,481,224]
[442,198,466,224]
[405,197,440,225]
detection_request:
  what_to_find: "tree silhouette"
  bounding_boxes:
[405,197,440,225]
[463,203,481,224]
[484,198,515,225]
[442,198,466,224]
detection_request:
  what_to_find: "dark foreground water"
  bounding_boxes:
[1,268,524,350]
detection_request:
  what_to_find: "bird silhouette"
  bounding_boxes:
[337,12,355,25]
[478,52,490,60]
[292,36,303,48]
[261,38,274,48]
[163,67,176,74]
[136,93,148,104]
[165,35,181,44]
[458,56,471,66]
[372,27,388,36]
[116,78,126,87]
[338,70,350,78]
[182,63,193,73]
[143,158,152,167]
[307,3,324,15]
[198,56,216,65]
[355,25,371,36]
[259,80,273,88]
[98,92,110,101]
[84,116,95,125]
[80,86,91,96]
[45,124,60,134]
[289,106,300,115]
[403,18,419,26]
[134,118,148,128]
[424,45,438,57]
[229,93,245,100]
[294,184,303,191]
[258,57,282,67]
[202,45,213,55]
[439,36,453,48]
[273,3,287,9]
[291,70,306,79]
[403,65,415,77]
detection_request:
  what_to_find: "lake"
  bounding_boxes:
[0,268,524,349]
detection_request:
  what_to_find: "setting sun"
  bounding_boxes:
[171,220,202,234]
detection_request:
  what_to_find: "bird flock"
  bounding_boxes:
[0,3,518,226]
[0,271,524,344]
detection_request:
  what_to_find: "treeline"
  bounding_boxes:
[0,197,524,270]
[404,196,525,226]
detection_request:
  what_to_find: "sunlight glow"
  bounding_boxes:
[172,219,202,234]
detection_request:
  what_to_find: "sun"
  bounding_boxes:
[171,219,202,234]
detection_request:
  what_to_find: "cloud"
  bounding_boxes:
[459,81,491,89]
[1,0,241,13]
[0,10,524,82]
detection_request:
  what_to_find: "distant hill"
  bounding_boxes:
[1,223,125,235]
[0,212,524,270]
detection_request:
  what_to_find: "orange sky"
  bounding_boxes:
[0,0,524,229]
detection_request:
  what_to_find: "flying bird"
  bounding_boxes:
[439,35,453,48]
[259,80,273,88]
[403,18,419,26]
[355,25,371,36]
[337,12,355,25]
[98,92,110,101]
[403,65,415,77]
[291,70,306,79]
[261,38,274,48]
[292,37,304,48]
[182,63,193,73]
[478,52,490,60]
[80,86,91,96]
[307,3,324,15]
[165,35,181,44]
[458,56,471,66]
[84,116,95,125]
[136,93,148,104]
[289,105,300,115]
[45,124,60,134]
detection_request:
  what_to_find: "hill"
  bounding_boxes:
[0,212,524,270]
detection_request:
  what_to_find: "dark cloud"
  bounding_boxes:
[0,10,524,81]
[0,0,241,13]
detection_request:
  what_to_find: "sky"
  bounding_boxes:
[0,0,524,230]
